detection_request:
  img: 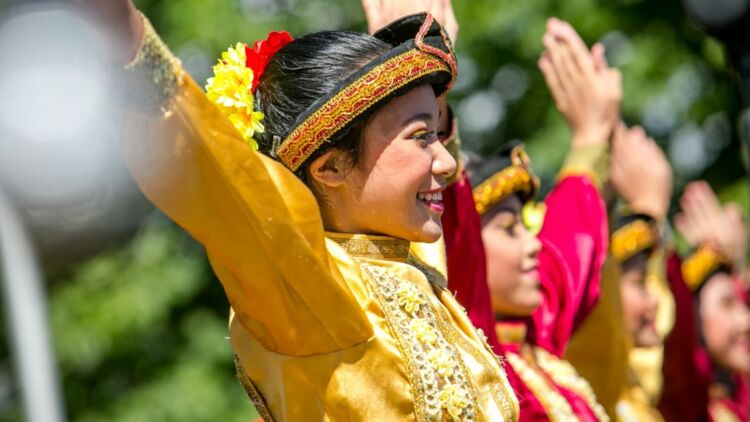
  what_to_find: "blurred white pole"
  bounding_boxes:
[0,187,65,422]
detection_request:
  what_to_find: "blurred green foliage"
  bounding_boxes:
[55,218,255,421]
[1,0,748,420]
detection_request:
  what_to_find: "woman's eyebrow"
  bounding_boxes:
[400,112,435,127]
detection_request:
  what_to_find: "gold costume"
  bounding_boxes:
[121,15,518,421]
[566,237,673,421]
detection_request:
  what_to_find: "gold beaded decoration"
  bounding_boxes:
[611,219,657,264]
[472,146,539,216]
[681,245,731,291]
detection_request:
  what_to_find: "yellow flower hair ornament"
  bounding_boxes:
[205,31,294,149]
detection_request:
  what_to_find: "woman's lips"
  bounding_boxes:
[417,190,445,214]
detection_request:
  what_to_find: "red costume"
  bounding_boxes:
[660,252,750,422]
[443,143,610,421]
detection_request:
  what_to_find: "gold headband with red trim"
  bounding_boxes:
[206,13,456,166]
[681,245,732,291]
[472,146,539,216]
[277,49,450,170]
[611,219,658,264]
[277,13,456,171]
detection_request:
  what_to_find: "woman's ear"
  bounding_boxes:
[308,149,349,188]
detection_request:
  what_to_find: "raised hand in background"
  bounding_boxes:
[675,181,747,268]
[538,18,621,149]
[610,123,673,220]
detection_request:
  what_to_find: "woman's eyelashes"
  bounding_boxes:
[494,213,521,235]
[411,129,438,145]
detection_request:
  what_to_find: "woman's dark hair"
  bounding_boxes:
[255,31,391,181]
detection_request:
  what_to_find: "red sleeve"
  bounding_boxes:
[442,173,501,351]
[530,175,609,356]
[658,253,711,422]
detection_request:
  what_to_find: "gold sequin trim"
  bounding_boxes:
[535,347,610,421]
[328,233,411,262]
[360,263,479,421]
[506,351,577,422]
[122,13,183,107]
[495,322,527,346]
[611,219,657,263]
[234,355,275,422]
[412,260,519,421]
[472,146,539,216]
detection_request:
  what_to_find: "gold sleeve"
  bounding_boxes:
[557,143,610,190]
[120,13,372,356]
[564,257,629,417]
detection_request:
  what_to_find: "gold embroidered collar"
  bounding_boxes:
[327,232,411,263]
[495,320,528,346]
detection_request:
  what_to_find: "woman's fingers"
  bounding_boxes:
[539,54,568,112]
[591,43,608,73]
[547,18,595,82]
[543,34,581,99]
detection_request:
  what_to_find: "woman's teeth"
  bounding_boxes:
[418,191,443,202]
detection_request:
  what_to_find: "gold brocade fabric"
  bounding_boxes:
[565,258,629,417]
[495,324,609,422]
[122,18,518,421]
[566,251,673,421]
[615,369,664,422]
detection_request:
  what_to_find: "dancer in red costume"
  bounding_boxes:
[442,18,619,421]
[660,181,750,422]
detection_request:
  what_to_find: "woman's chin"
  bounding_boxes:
[409,219,443,243]
[634,330,661,348]
[495,299,540,318]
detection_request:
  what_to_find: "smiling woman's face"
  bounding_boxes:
[699,273,750,374]
[481,195,542,317]
[311,84,457,243]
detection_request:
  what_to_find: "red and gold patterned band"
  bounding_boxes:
[682,244,732,291]
[276,13,456,171]
[611,219,658,264]
[277,49,450,170]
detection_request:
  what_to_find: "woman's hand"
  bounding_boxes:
[675,181,747,267]
[70,0,143,64]
[361,0,459,42]
[538,18,621,149]
[610,123,673,220]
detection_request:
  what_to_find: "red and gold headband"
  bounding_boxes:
[207,13,456,169]
[472,146,539,216]
[278,13,456,171]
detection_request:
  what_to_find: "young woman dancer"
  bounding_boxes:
[442,18,619,421]
[608,123,673,421]
[82,0,520,419]
[660,181,750,422]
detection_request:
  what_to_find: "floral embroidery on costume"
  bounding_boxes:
[505,352,577,422]
[361,263,478,421]
[535,347,610,421]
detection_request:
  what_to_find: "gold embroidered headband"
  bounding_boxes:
[278,13,457,171]
[682,244,732,291]
[277,48,451,170]
[611,218,658,264]
[472,145,539,216]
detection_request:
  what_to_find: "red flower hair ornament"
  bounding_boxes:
[245,31,294,93]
